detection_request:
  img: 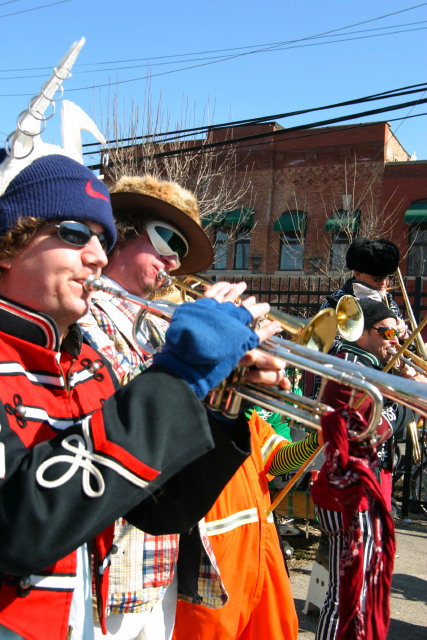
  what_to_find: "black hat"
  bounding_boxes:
[358,298,397,331]
[346,237,400,277]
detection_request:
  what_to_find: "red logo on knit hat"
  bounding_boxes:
[85,180,109,202]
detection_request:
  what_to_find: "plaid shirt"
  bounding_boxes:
[79,277,227,614]
[79,276,169,385]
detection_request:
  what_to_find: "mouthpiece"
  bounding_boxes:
[83,276,126,298]
[157,270,172,286]
[84,275,103,292]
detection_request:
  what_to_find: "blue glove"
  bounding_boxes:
[153,297,259,399]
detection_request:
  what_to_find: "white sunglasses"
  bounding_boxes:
[146,221,189,268]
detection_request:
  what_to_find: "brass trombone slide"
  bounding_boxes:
[391,349,427,375]
[84,275,427,422]
[395,267,427,360]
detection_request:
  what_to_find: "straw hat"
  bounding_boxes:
[109,174,213,275]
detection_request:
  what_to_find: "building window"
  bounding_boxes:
[234,229,250,269]
[325,209,360,271]
[213,230,228,270]
[330,232,350,271]
[274,210,306,271]
[279,231,304,270]
[408,225,427,276]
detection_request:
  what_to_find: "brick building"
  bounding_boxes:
[201,121,427,281]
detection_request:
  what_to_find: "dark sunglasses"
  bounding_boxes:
[47,221,109,252]
[372,326,401,340]
[372,275,390,283]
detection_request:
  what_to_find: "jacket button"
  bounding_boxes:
[19,576,32,591]
[111,544,119,555]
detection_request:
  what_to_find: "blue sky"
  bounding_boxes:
[1,0,426,162]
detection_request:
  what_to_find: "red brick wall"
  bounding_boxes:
[204,121,426,279]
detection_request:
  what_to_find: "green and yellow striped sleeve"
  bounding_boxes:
[269,432,319,476]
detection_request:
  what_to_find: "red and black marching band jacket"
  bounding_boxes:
[0,297,251,640]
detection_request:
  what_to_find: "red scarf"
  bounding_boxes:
[319,408,395,640]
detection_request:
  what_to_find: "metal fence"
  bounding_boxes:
[216,274,427,322]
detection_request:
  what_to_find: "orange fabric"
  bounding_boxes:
[173,412,298,640]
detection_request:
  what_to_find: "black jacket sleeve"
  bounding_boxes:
[125,411,250,535]
[0,368,250,575]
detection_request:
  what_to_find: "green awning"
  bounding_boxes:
[224,208,254,227]
[404,202,427,224]
[201,212,225,227]
[325,210,360,232]
[273,212,307,232]
[202,208,254,227]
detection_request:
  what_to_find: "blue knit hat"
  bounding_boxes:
[0,150,117,251]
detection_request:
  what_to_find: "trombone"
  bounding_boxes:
[84,276,427,441]
[395,267,427,360]
[391,348,427,375]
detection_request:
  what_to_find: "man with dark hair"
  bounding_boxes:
[322,237,408,339]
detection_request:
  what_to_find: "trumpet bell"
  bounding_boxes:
[269,307,337,353]
[336,295,364,342]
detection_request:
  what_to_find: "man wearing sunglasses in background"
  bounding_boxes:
[0,150,286,640]
[312,298,424,640]
[321,237,410,347]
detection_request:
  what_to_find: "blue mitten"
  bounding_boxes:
[153,297,259,399]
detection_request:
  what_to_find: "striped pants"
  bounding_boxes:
[315,508,374,640]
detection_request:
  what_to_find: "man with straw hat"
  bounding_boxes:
[79,173,220,639]
[80,174,322,640]
[80,174,213,383]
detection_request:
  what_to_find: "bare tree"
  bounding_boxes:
[92,85,254,250]
[275,155,407,281]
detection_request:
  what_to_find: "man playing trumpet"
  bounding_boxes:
[80,174,322,640]
[322,237,409,341]
[0,142,291,640]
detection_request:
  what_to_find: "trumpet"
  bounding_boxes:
[84,275,177,321]
[84,275,177,356]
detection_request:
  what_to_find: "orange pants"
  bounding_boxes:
[173,522,298,640]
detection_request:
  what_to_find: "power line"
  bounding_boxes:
[0,0,71,19]
[1,22,426,79]
[1,3,426,91]
[83,83,427,150]
[87,96,427,169]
